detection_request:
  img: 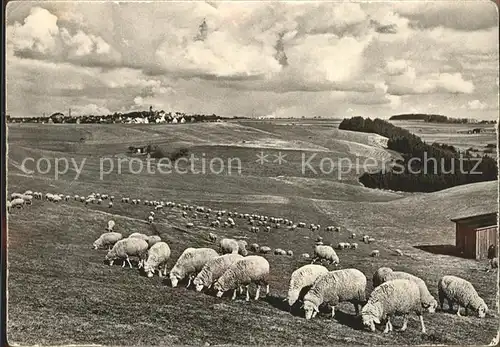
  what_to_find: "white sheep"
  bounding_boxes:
[303,269,367,319]
[438,275,488,318]
[394,249,403,256]
[106,220,115,232]
[11,193,23,200]
[144,242,171,278]
[287,250,293,256]
[312,245,339,265]
[193,253,244,291]
[146,235,162,248]
[301,253,310,259]
[350,243,358,250]
[108,202,113,208]
[147,215,154,224]
[372,267,437,312]
[7,201,12,213]
[219,238,239,254]
[21,194,33,205]
[361,279,431,334]
[93,232,123,250]
[213,255,270,301]
[169,247,219,288]
[236,240,248,256]
[128,232,149,241]
[105,238,149,268]
[259,246,272,254]
[10,198,25,209]
[370,250,380,257]
[208,232,218,243]
[287,264,329,307]
[249,243,259,252]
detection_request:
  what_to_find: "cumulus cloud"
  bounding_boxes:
[467,99,488,110]
[72,103,111,116]
[7,6,121,67]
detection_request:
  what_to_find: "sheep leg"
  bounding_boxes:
[354,303,360,316]
[159,267,163,278]
[265,284,269,295]
[399,315,408,331]
[126,257,133,269]
[255,285,261,300]
[456,304,462,316]
[383,318,392,333]
[232,289,237,300]
[239,286,244,294]
[122,259,126,267]
[186,276,192,288]
[419,315,426,334]
[245,286,250,301]
[331,306,335,318]
[109,260,114,266]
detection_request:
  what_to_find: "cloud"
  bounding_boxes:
[467,99,488,110]
[394,1,498,31]
[72,103,111,116]
[7,6,121,67]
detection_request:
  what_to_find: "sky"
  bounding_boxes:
[5,0,500,119]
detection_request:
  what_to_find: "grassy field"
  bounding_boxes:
[6,119,499,346]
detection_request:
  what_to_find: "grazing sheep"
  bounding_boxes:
[93,232,123,250]
[11,193,23,200]
[362,235,370,243]
[108,202,113,208]
[362,279,430,334]
[129,232,149,241]
[259,246,272,254]
[236,240,248,256]
[370,250,380,257]
[193,254,244,292]
[105,238,149,268]
[248,243,259,252]
[350,233,356,239]
[302,253,310,259]
[438,275,488,318]
[372,267,437,312]
[10,198,25,209]
[21,194,33,205]
[274,248,285,255]
[287,264,329,307]
[303,268,367,319]
[487,257,499,272]
[144,242,171,278]
[208,232,218,243]
[287,250,294,256]
[110,195,114,201]
[148,215,154,224]
[312,245,339,265]
[219,238,239,254]
[146,235,162,248]
[186,222,194,228]
[169,247,219,288]
[368,237,375,243]
[350,243,358,250]
[213,255,270,301]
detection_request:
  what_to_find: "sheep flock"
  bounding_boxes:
[7,189,496,338]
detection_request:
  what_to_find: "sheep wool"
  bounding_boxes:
[438,275,488,318]
[146,235,162,248]
[144,242,171,278]
[372,267,437,311]
[105,238,149,268]
[169,247,219,288]
[312,245,339,265]
[193,253,244,291]
[303,268,367,319]
[236,240,248,256]
[128,232,149,241]
[213,255,270,301]
[287,264,329,307]
[93,232,123,250]
[361,279,428,334]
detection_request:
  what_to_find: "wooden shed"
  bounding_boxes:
[451,212,498,259]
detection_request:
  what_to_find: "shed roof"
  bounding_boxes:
[450,211,498,223]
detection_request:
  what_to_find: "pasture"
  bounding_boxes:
[6,120,499,346]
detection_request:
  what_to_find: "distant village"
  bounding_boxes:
[6,107,226,124]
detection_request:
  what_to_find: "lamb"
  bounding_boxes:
[213,255,270,301]
[146,235,162,248]
[303,268,367,319]
[361,279,431,334]
[144,242,171,278]
[287,264,329,307]
[106,220,115,232]
[105,238,149,268]
[312,245,339,265]
[437,275,488,318]
[93,232,123,250]
[219,238,239,254]
[169,247,219,288]
[193,253,244,291]
[372,267,437,312]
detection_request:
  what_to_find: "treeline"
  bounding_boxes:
[339,117,498,192]
[389,113,496,124]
